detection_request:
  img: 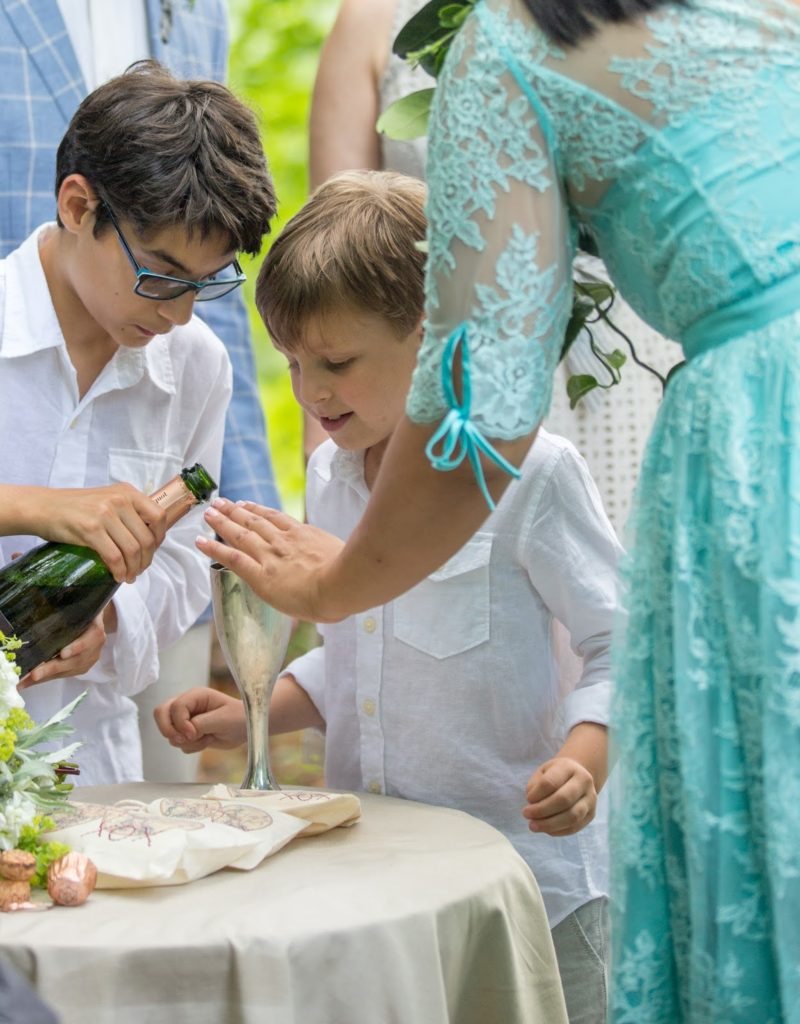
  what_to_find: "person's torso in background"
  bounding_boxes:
[55,0,148,91]
[378,0,429,180]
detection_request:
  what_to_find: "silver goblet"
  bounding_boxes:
[210,563,292,790]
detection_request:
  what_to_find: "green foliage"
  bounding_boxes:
[567,374,599,410]
[562,294,596,360]
[393,0,477,76]
[377,88,435,140]
[17,819,70,889]
[228,0,340,518]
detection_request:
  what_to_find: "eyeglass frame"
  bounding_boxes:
[100,202,246,302]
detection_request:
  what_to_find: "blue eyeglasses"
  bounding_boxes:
[102,203,246,302]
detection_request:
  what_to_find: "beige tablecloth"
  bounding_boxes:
[0,783,568,1024]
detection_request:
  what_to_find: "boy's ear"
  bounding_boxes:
[57,174,101,234]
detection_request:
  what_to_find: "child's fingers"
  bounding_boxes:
[524,780,583,822]
[190,708,246,749]
[525,759,573,803]
[169,734,213,754]
[170,700,199,741]
[525,796,596,836]
[154,698,197,743]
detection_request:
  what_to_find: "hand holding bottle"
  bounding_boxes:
[0,465,216,678]
[0,483,168,584]
[18,611,108,688]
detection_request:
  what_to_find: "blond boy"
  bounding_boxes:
[157,172,621,1023]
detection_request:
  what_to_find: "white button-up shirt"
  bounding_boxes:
[288,430,622,927]
[55,0,149,92]
[0,226,232,784]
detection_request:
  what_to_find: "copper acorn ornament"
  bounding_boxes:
[47,851,97,906]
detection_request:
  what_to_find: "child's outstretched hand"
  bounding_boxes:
[154,688,246,753]
[523,757,598,837]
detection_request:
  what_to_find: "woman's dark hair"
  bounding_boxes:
[521,0,686,47]
[55,60,275,255]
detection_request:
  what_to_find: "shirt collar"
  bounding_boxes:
[1,224,175,395]
[2,225,65,358]
[317,445,371,501]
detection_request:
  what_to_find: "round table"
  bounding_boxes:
[0,783,568,1024]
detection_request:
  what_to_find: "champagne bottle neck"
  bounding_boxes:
[149,475,203,530]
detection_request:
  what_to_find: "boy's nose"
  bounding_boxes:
[158,290,196,327]
[297,373,332,406]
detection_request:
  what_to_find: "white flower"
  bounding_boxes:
[0,650,23,719]
[0,789,38,850]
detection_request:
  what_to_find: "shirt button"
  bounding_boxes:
[363,617,377,634]
[368,780,382,794]
[362,698,376,717]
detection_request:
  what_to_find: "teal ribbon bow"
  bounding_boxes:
[424,324,521,510]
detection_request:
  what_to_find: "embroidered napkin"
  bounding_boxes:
[45,789,361,888]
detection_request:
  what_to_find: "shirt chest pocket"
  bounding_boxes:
[393,533,493,660]
[108,448,183,495]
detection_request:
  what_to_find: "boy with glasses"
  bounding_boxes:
[0,60,276,785]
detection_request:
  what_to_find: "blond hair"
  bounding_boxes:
[255,170,427,347]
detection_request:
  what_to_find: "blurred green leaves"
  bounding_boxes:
[376,87,435,140]
[228,0,339,517]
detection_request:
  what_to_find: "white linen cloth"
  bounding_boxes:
[55,0,149,91]
[1,782,568,1024]
[287,430,621,927]
[0,225,231,784]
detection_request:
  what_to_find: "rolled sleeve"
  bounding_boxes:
[90,581,158,698]
[284,645,326,722]
[519,438,622,733]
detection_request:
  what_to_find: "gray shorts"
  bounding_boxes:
[550,897,610,1024]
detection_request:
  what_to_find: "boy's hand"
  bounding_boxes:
[154,688,246,753]
[18,613,107,688]
[522,757,598,837]
[27,483,167,583]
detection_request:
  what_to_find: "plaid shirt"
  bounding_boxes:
[0,0,280,511]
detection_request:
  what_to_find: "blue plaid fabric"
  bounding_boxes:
[0,0,281,513]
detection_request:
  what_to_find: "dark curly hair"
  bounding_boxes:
[522,0,686,46]
[55,60,276,256]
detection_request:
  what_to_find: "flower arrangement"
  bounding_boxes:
[0,632,82,886]
[377,0,679,407]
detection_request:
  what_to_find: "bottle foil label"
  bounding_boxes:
[149,476,196,530]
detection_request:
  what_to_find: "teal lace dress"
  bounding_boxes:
[405,1,800,1020]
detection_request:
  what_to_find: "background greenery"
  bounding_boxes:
[228,0,340,519]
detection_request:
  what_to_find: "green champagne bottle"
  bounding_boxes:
[0,464,216,676]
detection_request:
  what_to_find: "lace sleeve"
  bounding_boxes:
[406,3,574,461]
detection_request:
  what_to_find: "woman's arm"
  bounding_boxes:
[304,0,398,460]
[202,417,535,621]
[308,0,396,189]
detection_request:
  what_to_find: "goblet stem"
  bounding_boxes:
[241,693,279,791]
[210,563,292,792]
